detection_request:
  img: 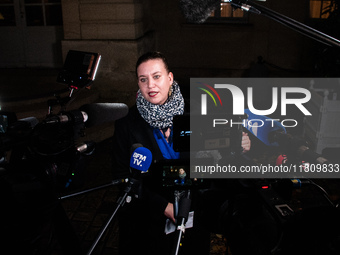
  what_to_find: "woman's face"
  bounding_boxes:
[137,59,173,105]
[179,168,185,175]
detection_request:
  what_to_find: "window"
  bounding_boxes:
[0,0,15,26]
[25,0,62,26]
[208,1,248,23]
[0,0,62,27]
[309,0,336,19]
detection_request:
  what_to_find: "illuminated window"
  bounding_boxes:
[309,0,336,19]
[208,1,248,23]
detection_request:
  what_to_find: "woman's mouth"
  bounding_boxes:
[149,92,158,97]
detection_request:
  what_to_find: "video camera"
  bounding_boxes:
[0,50,131,255]
[0,50,103,188]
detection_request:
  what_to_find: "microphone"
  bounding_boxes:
[130,144,153,173]
[79,103,128,128]
[179,0,220,23]
[243,109,286,146]
[126,144,153,198]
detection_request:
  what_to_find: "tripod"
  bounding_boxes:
[59,170,140,255]
[171,189,192,255]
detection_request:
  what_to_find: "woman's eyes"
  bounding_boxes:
[139,75,160,83]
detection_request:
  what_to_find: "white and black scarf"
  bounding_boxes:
[136,81,184,129]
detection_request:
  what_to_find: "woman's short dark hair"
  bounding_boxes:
[135,51,170,77]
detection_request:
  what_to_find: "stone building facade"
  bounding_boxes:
[60,0,318,105]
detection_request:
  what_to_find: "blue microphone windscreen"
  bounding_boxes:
[129,147,153,172]
[244,109,286,146]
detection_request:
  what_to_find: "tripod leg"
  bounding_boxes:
[171,190,191,255]
[86,192,128,255]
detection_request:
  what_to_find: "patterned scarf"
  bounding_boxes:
[136,81,184,129]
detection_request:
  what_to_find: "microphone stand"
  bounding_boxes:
[58,176,137,255]
[85,177,138,255]
[86,188,128,255]
[171,190,191,255]
[230,0,340,48]
[59,179,124,200]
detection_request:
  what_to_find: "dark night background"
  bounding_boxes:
[1,0,340,254]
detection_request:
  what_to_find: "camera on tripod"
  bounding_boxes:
[0,50,102,190]
[0,50,130,255]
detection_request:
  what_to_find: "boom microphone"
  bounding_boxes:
[179,0,220,23]
[80,103,128,128]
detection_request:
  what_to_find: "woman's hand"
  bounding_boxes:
[164,202,176,223]
[241,132,251,153]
